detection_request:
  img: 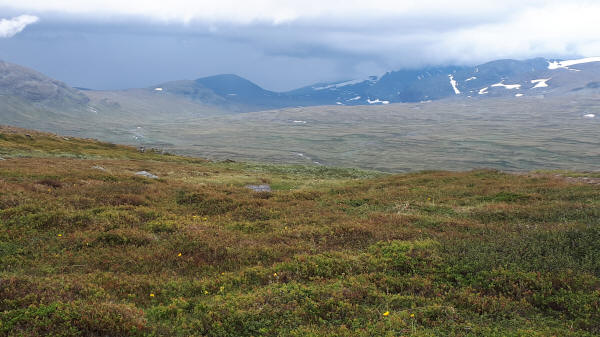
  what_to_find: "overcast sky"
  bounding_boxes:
[0,0,599,91]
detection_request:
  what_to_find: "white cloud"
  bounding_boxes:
[429,2,600,64]
[0,15,39,38]
[1,1,599,74]
[0,1,559,24]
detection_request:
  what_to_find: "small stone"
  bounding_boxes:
[135,171,158,179]
[92,165,106,171]
[246,184,271,192]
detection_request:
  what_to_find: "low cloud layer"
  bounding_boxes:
[1,1,599,64]
[0,15,38,38]
[0,1,598,90]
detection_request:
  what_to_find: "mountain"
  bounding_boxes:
[151,74,292,111]
[0,60,230,135]
[288,57,600,105]
[146,57,600,109]
[2,57,600,123]
[0,60,89,107]
[0,60,95,130]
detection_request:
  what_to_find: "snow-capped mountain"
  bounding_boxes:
[2,57,600,118]
[286,57,600,105]
[148,57,600,109]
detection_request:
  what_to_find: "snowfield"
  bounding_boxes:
[548,57,600,70]
[367,98,390,104]
[531,79,550,88]
[491,82,521,90]
[449,75,460,94]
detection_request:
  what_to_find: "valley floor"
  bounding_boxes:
[0,125,599,336]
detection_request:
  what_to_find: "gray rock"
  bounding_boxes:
[135,171,158,179]
[246,184,271,192]
[92,165,106,171]
[0,157,5,161]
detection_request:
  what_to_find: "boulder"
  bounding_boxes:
[246,184,271,192]
[135,171,158,179]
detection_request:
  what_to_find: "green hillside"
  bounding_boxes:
[0,125,599,336]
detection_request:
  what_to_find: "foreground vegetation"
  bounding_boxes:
[1,125,599,336]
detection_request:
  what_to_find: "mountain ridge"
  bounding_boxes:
[1,57,600,117]
[146,56,600,109]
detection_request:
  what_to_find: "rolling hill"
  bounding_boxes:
[1,125,599,336]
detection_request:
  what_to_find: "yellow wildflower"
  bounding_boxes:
[150,293,155,297]
[203,217,208,221]
[178,253,182,257]
[204,290,209,295]
[57,234,62,237]
[410,313,415,318]
[383,311,390,316]
[219,286,225,292]
[273,272,278,277]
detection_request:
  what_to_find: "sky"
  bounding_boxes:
[0,0,599,91]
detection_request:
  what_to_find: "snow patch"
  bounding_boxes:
[548,57,600,70]
[367,98,390,104]
[491,81,521,90]
[465,77,477,82]
[583,114,596,118]
[293,120,307,124]
[154,87,163,91]
[313,79,363,90]
[478,87,489,95]
[531,79,550,88]
[448,75,460,94]
[313,75,380,91]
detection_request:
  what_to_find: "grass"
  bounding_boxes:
[1,126,599,336]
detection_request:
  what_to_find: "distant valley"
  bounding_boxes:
[1,57,599,172]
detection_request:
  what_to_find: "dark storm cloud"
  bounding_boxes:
[0,1,598,90]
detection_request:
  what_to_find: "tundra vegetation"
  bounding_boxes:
[0,125,599,336]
